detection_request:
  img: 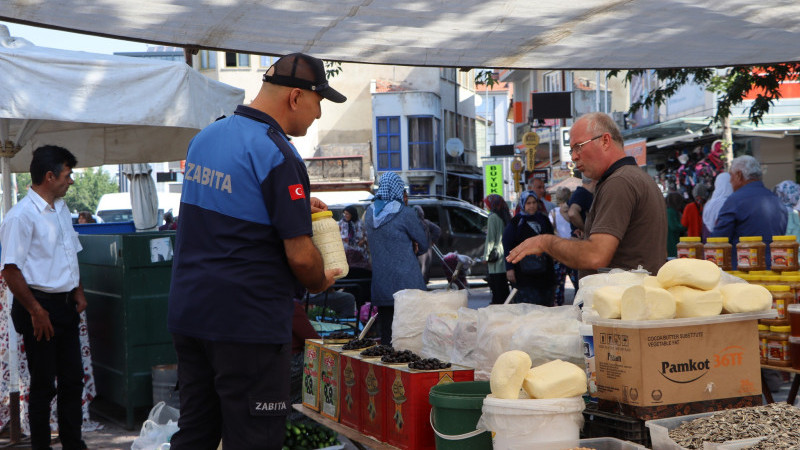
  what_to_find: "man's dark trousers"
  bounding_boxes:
[11,291,84,450]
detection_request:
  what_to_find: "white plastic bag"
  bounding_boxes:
[450,307,479,368]
[472,303,541,380]
[421,312,458,360]
[509,305,583,368]
[574,268,649,311]
[392,289,467,353]
[131,402,180,450]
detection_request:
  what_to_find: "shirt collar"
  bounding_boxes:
[27,188,65,213]
[597,156,638,186]
[234,105,287,136]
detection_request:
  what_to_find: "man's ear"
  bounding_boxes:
[288,88,302,111]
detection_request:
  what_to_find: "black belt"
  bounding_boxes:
[29,288,73,303]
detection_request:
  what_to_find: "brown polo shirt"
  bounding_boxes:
[581,157,667,278]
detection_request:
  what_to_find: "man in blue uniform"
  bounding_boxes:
[168,53,346,449]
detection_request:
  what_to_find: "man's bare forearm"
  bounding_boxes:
[1,265,43,315]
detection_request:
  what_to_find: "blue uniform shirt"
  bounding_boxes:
[168,105,312,343]
[711,180,787,269]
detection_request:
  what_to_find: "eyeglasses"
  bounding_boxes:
[569,135,604,157]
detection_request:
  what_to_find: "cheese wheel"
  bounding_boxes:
[720,283,772,313]
[621,285,677,320]
[522,359,587,399]
[490,350,532,399]
[657,259,721,290]
[592,285,627,319]
[668,285,723,318]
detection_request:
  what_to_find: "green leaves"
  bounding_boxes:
[64,167,119,213]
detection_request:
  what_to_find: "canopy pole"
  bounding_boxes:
[1,154,21,445]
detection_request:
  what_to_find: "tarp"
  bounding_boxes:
[1,1,799,70]
[0,27,244,173]
[122,163,159,232]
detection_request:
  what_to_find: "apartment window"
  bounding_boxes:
[376,117,401,170]
[440,68,456,82]
[199,50,217,69]
[259,55,275,67]
[544,71,562,92]
[225,52,250,67]
[408,116,436,170]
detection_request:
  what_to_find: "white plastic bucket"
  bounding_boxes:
[477,395,585,450]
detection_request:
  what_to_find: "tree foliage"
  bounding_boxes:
[609,64,800,125]
[16,168,118,213]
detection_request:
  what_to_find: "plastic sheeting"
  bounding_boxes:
[1,1,800,70]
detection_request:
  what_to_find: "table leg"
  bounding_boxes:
[762,373,774,404]
[786,374,800,405]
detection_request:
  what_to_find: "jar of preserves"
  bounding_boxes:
[788,303,800,337]
[311,211,349,279]
[781,275,800,307]
[790,336,800,370]
[677,237,703,259]
[736,236,766,271]
[771,235,800,272]
[705,237,732,270]
[758,324,770,365]
[767,285,792,321]
[767,325,792,367]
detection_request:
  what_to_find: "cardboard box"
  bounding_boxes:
[360,358,387,441]
[339,351,363,430]
[587,312,771,420]
[301,339,322,411]
[383,364,474,450]
[319,344,342,421]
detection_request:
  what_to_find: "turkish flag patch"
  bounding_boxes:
[288,184,306,200]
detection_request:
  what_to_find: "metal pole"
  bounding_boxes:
[549,125,554,169]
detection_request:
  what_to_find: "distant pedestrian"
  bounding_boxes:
[681,183,709,238]
[159,211,177,231]
[414,205,441,284]
[666,192,686,258]
[77,211,95,224]
[702,172,733,234]
[483,194,511,304]
[550,187,578,305]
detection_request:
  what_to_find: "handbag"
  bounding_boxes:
[517,254,549,275]
[487,248,501,263]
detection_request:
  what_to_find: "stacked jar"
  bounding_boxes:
[677,237,703,259]
[736,236,766,271]
[771,235,800,272]
[789,304,800,370]
[705,237,732,271]
[758,324,770,365]
[767,324,792,367]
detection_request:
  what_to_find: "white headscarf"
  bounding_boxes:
[702,172,733,233]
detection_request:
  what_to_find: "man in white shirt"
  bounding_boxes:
[0,145,87,450]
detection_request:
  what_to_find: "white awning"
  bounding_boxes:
[1,1,799,70]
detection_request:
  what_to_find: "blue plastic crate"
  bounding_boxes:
[74,221,136,234]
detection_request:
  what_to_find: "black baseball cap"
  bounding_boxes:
[262,53,346,103]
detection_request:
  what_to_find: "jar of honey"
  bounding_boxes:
[767,285,792,321]
[790,336,800,370]
[771,235,800,272]
[788,303,800,337]
[736,236,766,271]
[767,325,792,367]
[705,237,732,270]
[677,237,703,259]
[758,324,770,365]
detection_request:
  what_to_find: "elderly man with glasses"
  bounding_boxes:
[508,112,667,279]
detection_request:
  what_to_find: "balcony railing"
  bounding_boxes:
[305,155,364,181]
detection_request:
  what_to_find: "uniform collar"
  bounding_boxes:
[234,105,287,136]
[27,188,65,213]
[598,156,638,186]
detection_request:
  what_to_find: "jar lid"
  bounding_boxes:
[758,324,769,331]
[780,275,800,282]
[311,211,333,220]
[770,325,792,332]
[763,275,782,282]
[772,235,798,241]
[707,237,730,243]
[738,274,754,281]
[679,237,701,242]
[788,304,800,313]
[739,236,763,242]
[767,284,790,292]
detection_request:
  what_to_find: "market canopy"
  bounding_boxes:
[1,1,799,70]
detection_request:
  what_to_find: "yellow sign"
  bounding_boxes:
[511,156,523,193]
[484,164,503,196]
[526,147,536,172]
[522,131,540,149]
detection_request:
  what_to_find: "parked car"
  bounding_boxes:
[328,196,488,280]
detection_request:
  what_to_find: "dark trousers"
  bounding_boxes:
[515,285,555,307]
[487,273,510,304]
[170,334,290,450]
[11,292,84,450]
[377,306,394,346]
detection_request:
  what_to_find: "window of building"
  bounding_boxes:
[544,71,562,92]
[225,52,250,68]
[440,68,456,82]
[376,116,401,171]
[408,116,437,170]
[199,50,217,69]
[259,55,275,67]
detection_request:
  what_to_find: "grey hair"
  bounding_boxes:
[555,186,571,204]
[582,112,624,148]
[730,155,762,181]
[692,183,709,200]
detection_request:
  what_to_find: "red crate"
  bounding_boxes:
[359,358,387,441]
[339,351,363,430]
[383,365,474,450]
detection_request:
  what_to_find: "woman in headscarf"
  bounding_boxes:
[483,194,511,304]
[773,180,800,240]
[365,172,429,345]
[702,172,733,234]
[338,204,372,305]
[502,191,556,306]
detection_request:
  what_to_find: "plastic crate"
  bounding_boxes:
[582,407,651,447]
[578,437,648,449]
[645,411,766,450]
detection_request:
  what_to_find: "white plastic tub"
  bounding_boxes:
[477,395,584,450]
[578,437,648,449]
[645,411,766,450]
